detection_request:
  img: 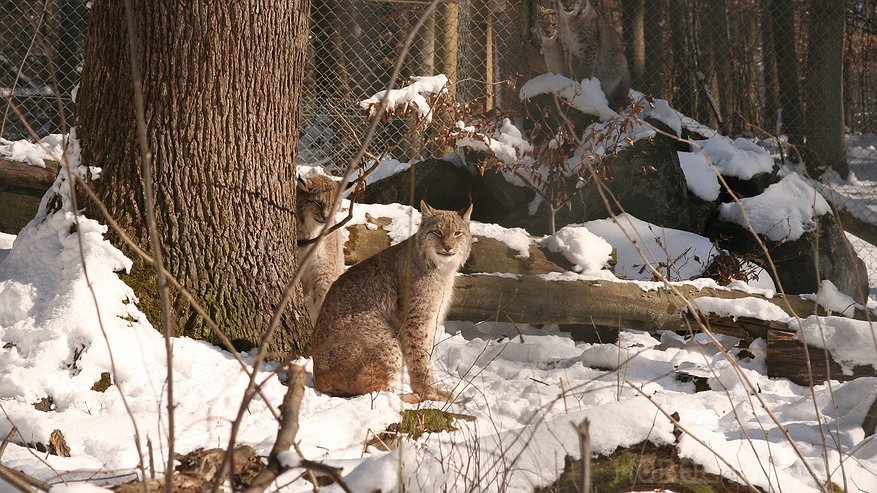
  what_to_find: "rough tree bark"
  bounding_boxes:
[803,0,848,178]
[77,0,313,356]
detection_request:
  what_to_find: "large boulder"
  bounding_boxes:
[361,157,502,221]
[708,213,869,300]
[578,137,690,231]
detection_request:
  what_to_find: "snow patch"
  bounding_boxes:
[718,172,830,242]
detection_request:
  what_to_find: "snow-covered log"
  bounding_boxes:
[0,157,58,191]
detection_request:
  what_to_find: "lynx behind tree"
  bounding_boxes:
[537,0,630,109]
[311,201,473,403]
[296,174,345,321]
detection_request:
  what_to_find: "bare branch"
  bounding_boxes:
[120,4,177,489]
[0,464,50,493]
[572,419,590,493]
[244,365,306,493]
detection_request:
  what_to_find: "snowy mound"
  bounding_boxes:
[678,150,722,201]
[718,172,830,241]
[360,74,449,122]
[0,133,66,167]
[694,135,775,180]
[540,225,613,273]
[455,117,533,165]
[583,213,720,281]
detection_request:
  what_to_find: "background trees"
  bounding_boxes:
[77,0,313,356]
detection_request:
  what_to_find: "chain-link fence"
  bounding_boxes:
[3,0,877,275]
[0,0,85,141]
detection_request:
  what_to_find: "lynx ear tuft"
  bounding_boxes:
[420,200,436,217]
[297,175,311,192]
[459,203,473,221]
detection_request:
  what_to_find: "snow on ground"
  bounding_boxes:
[3,135,877,492]
[3,184,877,492]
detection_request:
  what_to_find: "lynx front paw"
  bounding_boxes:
[398,388,453,404]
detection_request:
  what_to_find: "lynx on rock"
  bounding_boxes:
[296,174,345,322]
[537,0,631,109]
[310,201,473,403]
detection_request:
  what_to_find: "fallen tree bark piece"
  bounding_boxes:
[864,397,877,438]
[767,330,877,385]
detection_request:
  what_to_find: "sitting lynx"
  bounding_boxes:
[311,201,473,403]
[537,0,631,109]
[296,174,345,321]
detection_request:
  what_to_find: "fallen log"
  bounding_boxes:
[767,330,877,386]
[0,157,59,191]
[447,274,869,333]
[447,274,876,384]
[0,157,59,233]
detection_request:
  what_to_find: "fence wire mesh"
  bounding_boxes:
[2,0,877,277]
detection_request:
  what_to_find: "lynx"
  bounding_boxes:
[536,0,631,109]
[296,174,345,321]
[310,201,473,403]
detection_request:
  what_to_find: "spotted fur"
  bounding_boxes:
[311,201,473,403]
[537,0,630,108]
[296,174,345,322]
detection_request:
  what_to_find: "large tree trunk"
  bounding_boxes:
[803,0,848,178]
[643,0,668,98]
[669,0,694,117]
[77,0,312,356]
[770,0,804,147]
[761,1,780,131]
[622,0,645,89]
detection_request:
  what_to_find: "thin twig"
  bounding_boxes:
[120,4,176,491]
[0,426,16,459]
[0,464,50,493]
[572,418,590,493]
[244,365,306,493]
[298,460,355,493]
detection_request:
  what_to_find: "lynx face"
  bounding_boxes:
[537,5,558,38]
[296,174,338,237]
[418,201,473,270]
